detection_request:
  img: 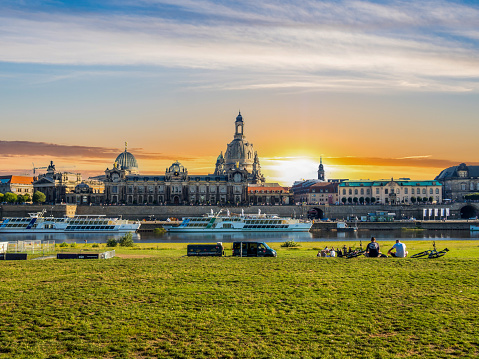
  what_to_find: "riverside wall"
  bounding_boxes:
[2,203,479,231]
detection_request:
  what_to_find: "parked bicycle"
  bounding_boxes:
[411,241,449,259]
[345,241,366,259]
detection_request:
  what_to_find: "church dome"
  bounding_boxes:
[115,151,138,171]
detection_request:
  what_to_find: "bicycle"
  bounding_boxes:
[411,241,449,259]
[345,241,366,259]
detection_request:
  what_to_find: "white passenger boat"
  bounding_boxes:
[0,210,140,233]
[470,225,479,231]
[336,221,358,232]
[165,209,312,233]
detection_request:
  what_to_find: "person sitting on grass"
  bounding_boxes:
[387,239,408,258]
[365,237,381,257]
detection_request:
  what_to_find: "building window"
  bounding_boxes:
[354,189,358,195]
[349,189,352,195]
[367,189,370,195]
[429,188,433,194]
[422,189,426,194]
[385,189,388,194]
[405,188,408,194]
[436,188,439,194]
[360,189,364,195]
[343,189,346,195]
[376,188,379,195]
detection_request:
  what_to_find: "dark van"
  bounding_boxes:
[187,243,224,257]
[232,242,277,257]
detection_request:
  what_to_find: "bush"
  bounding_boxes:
[106,238,118,247]
[92,243,100,248]
[59,242,69,247]
[153,227,167,235]
[281,240,301,248]
[118,232,134,247]
[70,243,77,248]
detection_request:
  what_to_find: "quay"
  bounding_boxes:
[2,204,479,232]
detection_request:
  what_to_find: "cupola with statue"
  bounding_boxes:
[114,142,139,174]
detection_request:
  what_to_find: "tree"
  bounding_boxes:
[23,193,31,202]
[464,193,479,201]
[32,191,46,204]
[422,197,428,203]
[370,197,376,203]
[359,197,365,204]
[118,232,134,247]
[341,197,347,204]
[347,197,353,204]
[17,194,25,204]
[410,196,416,203]
[365,197,371,204]
[0,193,4,202]
[353,197,358,204]
[429,196,433,203]
[4,192,17,203]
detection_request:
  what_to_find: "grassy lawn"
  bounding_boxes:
[1,241,479,358]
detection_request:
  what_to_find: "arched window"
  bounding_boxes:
[461,183,466,191]
[436,188,439,194]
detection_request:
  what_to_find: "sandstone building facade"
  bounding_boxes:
[103,113,282,205]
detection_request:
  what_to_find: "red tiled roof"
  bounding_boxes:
[0,175,34,184]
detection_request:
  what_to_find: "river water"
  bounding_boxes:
[1,230,479,244]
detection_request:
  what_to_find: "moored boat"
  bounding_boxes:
[336,221,358,232]
[165,209,311,233]
[0,210,140,233]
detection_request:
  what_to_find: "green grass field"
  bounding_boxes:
[1,240,479,358]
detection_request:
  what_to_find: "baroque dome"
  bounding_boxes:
[115,150,138,171]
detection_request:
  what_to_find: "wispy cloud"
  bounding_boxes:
[0,1,478,91]
[0,140,194,162]
[262,155,475,169]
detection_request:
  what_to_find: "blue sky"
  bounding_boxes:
[1,0,479,184]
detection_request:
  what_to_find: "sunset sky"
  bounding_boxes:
[1,0,478,185]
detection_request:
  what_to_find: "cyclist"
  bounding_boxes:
[388,239,408,258]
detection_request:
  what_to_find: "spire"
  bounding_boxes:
[125,141,128,153]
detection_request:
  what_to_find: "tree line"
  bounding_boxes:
[0,191,46,204]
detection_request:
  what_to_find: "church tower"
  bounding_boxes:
[222,112,264,184]
[318,156,325,181]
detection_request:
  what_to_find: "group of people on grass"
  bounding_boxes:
[317,238,408,258]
